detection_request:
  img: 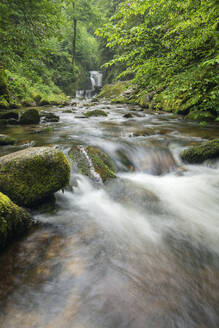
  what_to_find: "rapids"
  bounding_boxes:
[0,100,219,328]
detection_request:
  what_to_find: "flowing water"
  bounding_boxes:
[0,99,219,328]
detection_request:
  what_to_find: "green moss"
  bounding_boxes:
[87,146,116,182]
[180,139,219,164]
[97,81,129,99]
[0,192,32,250]
[0,134,16,145]
[0,147,71,207]
[84,110,108,118]
[20,109,40,125]
[0,96,10,109]
[111,96,127,104]
[69,145,116,182]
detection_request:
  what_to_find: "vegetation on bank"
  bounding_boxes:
[97,0,219,122]
[0,0,119,109]
[0,0,218,122]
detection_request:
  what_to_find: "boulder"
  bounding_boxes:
[84,110,107,118]
[0,147,70,207]
[180,139,219,164]
[0,192,32,250]
[0,134,15,145]
[69,145,116,182]
[19,109,40,125]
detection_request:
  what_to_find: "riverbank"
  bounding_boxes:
[0,69,69,110]
[97,76,219,124]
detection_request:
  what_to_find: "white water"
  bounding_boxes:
[0,100,219,328]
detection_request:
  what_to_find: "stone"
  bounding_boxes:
[0,111,18,120]
[41,112,60,122]
[84,110,107,118]
[0,134,16,145]
[0,147,70,207]
[180,139,219,164]
[0,192,32,250]
[69,145,116,182]
[19,109,40,125]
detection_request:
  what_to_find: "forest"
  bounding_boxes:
[0,0,218,121]
[0,2,219,328]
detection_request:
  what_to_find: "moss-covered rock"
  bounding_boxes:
[84,110,107,118]
[97,81,129,99]
[0,147,70,207]
[19,109,40,125]
[0,134,16,146]
[69,145,116,182]
[0,111,18,120]
[0,192,32,250]
[180,139,219,164]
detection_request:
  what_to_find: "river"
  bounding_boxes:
[0,99,219,328]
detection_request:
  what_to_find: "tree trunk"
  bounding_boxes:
[72,2,77,67]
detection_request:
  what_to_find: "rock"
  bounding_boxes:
[0,111,18,120]
[123,113,133,118]
[180,139,219,164]
[69,145,116,182]
[19,109,40,125]
[0,147,70,207]
[0,192,33,250]
[132,128,155,137]
[7,118,19,125]
[41,112,60,122]
[0,134,16,145]
[84,110,107,118]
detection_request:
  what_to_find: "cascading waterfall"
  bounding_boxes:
[76,70,103,98]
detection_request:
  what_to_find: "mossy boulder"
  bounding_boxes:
[180,139,219,164]
[0,192,32,250]
[84,110,108,118]
[69,145,116,182]
[0,134,16,145]
[19,109,40,125]
[0,147,70,207]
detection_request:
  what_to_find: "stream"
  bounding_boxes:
[0,99,219,328]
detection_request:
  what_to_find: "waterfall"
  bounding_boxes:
[76,71,103,99]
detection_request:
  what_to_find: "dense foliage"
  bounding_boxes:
[0,0,114,108]
[97,0,219,121]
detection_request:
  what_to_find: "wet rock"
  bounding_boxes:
[180,139,219,164]
[7,118,19,125]
[0,111,18,120]
[0,147,70,207]
[0,134,16,145]
[0,192,33,251]
[123,113,133,119]
[19,109,40,125]
[41,112,60,122]
[84,110,108,118]
[62,109,74,113]
[132,128,155,137]
[69,145,116,182]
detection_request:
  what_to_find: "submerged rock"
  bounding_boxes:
[20,109,40,125]
[84,110,107,118]
[0,192,32,251]
[180,139,219,164]
[41,112,60,122]
[123,113,133,118]
[69,145,116,182]
[0,147,70,207]
[0,134,16,145]
[0,111,18,120]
